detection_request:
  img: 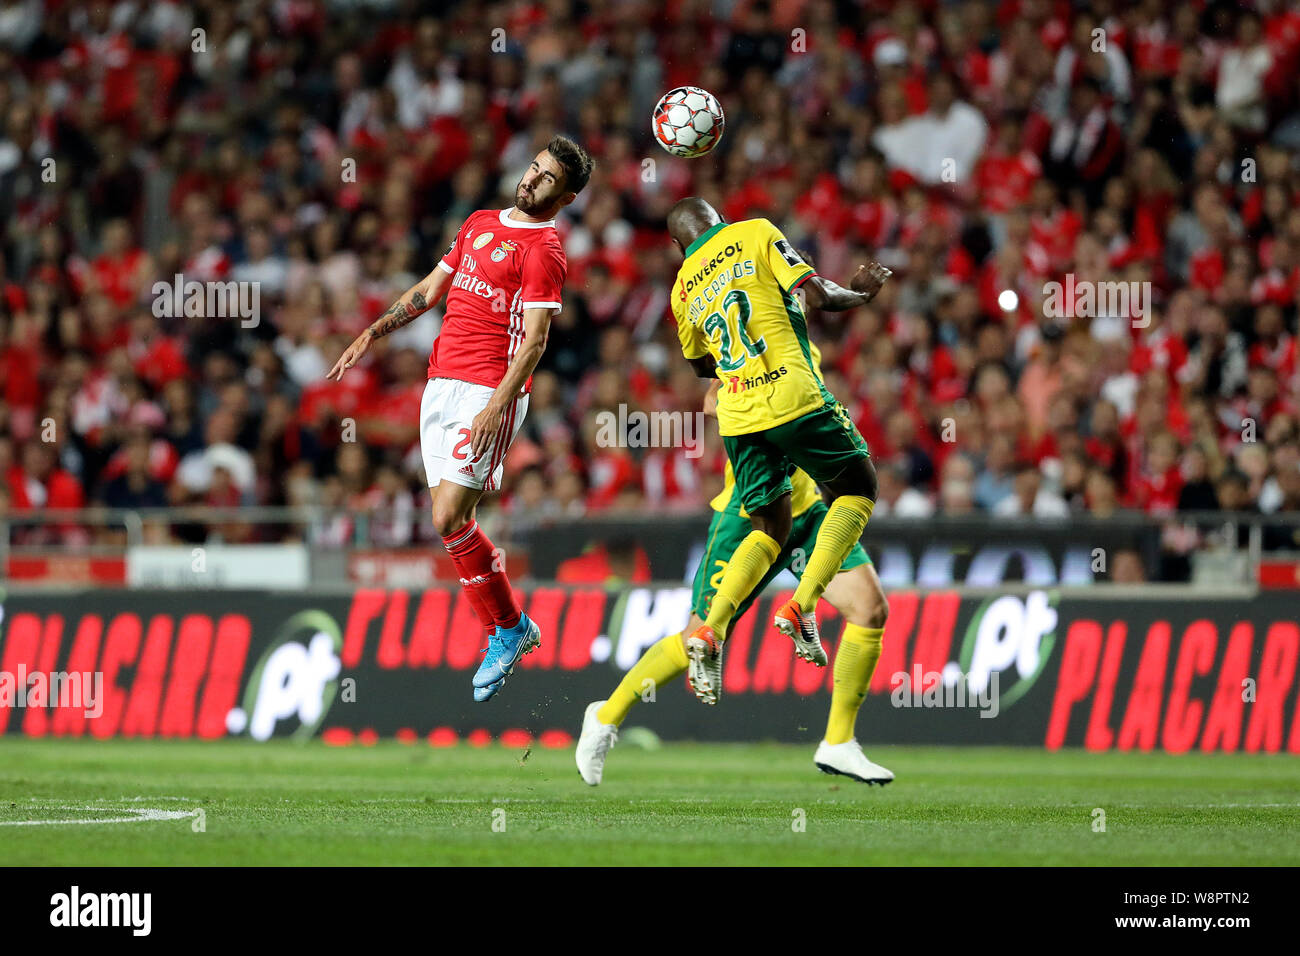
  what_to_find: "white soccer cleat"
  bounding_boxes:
[685,625,723,705]
[814,739,894,785]
[575,700,618,786]
[773,599,828,666]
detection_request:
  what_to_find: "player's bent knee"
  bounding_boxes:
[750,505,792,547]
[863,592,888,630]
[824,456,878,502]
[843,594,880,629]
[431,501,474,538]
[838,569,888,629]
[761,519,791,548]
[852,457,879,503]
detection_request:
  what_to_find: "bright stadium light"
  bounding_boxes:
[998,289,1019,311]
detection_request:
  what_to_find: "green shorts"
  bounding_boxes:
[722,402,871,513]
[691,496,871,622]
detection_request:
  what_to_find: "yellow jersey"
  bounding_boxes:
[709,342,828,518]
[672,218,835,437]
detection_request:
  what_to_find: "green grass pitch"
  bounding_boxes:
[1,738,1297,866]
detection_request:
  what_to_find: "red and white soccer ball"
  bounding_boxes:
[652,87,725,158]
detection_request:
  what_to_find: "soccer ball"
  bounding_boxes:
[652,87,725,158]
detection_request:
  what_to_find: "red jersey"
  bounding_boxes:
[429,208,566,391]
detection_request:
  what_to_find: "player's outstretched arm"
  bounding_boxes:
[326,265,454,380]
[801,262,892,312]
[468,306,552,459]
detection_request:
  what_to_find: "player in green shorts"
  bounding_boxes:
[691,475,875,663]
[575,370,894,787]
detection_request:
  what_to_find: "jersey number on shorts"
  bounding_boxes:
[702,290,766,373]
[452,428,474,461]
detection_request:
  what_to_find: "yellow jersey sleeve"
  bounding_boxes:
[673,291,708,360]
[759,219,815,293]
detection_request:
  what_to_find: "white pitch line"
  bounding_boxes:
[14,796,194,802]
[114,795,194,802]
[0,806,195,827]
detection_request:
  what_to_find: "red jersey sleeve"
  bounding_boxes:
[519,240,566,312]
[437,223,465,274]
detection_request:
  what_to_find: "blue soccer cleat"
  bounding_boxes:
[472,613,541,691]
[473,676,506,702]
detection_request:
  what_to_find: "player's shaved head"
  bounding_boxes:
[667,197,722,254]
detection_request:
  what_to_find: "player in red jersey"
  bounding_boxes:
[328,135,593,700]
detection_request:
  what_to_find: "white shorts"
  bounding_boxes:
[419,377,529,491]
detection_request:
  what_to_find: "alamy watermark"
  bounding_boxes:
[594,405,708,459]
[151,274,260,327]
[889,665,1000,718]
[50,886,150,936]
[1043,276,1151,328]
[0,665,103,718]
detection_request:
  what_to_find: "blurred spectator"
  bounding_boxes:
[99,434,168,508]
[1177,443,1219,512]
[556,538,652,585]
[974,433,1017,510]
[938,453,978,516]
[874,72,989,186]
[993,460,1070,518]
[174,409,255,499]
[873,461,934,518]
[7,442,84,510]
[1111,548,1148,583]
[1216,11,1272,133]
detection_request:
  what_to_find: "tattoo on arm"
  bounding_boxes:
[368,290,429,338]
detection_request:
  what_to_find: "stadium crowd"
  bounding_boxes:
[1,0,1299,560]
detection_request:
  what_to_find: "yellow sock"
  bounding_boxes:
[825,623,884,744]
[793,496,873,613]
[596,632,689,726]
[704,530,782,639]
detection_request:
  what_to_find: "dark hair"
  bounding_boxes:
[547,135,593,195]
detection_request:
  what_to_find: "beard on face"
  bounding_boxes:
[515,177,545,215]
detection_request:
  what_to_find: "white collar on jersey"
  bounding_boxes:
[499,207,556,229]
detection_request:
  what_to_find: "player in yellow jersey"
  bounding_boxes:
[575,346,895,785]
[663,198,890,690]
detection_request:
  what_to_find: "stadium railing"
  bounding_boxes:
[1,507,1298,588]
